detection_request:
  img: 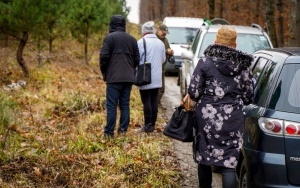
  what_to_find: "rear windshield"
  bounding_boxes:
[166,27,199,45]
[198,33,272,57]
[269,64,300,113]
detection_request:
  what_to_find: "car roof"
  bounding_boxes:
[255,47,300,56]
[204,24,266,35]
[254,47,300,64]
[163,17,204,28]
[266,47,300,56]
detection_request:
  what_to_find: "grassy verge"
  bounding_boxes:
[0,48,182,187]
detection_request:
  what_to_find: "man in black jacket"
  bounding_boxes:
[100,15,139,138]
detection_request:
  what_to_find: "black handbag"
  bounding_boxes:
[163,94,194,142]
[134,38,151,86]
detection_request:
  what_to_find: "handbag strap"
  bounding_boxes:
[181,94,193,111]
[143,38,146,63]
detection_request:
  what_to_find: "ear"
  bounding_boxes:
[233,43,237,48]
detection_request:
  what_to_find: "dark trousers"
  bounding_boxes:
[198,164,236,188]
[139,88,159,127]
[158,63,165,102]
[104,83,132,136]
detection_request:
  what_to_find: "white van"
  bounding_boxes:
[162,17,204,75]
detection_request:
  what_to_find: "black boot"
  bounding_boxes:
[139,124,154,133]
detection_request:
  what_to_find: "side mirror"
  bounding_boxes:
[181,51,193,60]
[169,56,175,64]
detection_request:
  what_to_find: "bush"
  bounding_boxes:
[0,92,18,150]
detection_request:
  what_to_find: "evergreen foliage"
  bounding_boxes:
[0,0,130,74]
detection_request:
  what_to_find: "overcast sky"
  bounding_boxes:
[126,0,140,24]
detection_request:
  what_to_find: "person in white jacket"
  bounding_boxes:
[137,21,166,132]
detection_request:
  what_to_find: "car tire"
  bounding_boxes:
[239,160,250,188]
[180,80,184,98]
[177,70,181,86]
[181,80,187,98]
[179,73,185,98]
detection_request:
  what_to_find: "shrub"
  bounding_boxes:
[0,92,18,150]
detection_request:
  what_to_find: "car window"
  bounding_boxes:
[198,32,216,57]
[198,33,272,57]
[269,64,300,113]
[166,27,199,45]
[253,61,276,106]
[237,34,271,53]
[252,58,269,85]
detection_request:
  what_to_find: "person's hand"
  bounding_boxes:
[167,48,174,55]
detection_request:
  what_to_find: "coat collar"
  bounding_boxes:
[204,44,254,76]
[204,44,253,68]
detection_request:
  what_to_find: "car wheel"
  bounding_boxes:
[177,70,181,86]
[239,160,249,188]
[180,80,185,98]
[182,80,188,98]
[180,75,184,98]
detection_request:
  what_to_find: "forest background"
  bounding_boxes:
[140,0,300,48]
[0,0,299,187]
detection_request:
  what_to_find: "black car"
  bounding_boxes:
[237,48,300,188]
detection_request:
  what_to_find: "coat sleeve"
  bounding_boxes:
[188,58,206,102]
[164,38,173,60]
[99,37,111,81]
[134,41,140,68]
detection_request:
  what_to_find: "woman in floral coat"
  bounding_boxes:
[188,26,254,188]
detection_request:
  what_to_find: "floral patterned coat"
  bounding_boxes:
[188,44,254,168]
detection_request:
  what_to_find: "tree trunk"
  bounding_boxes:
[150,0,155,20]
[160,0,164,18]
[37,36,42,65]
[220,0,225,18]
[290,0,300,46]
[49,24,54,55]
[297,0,300,46]
[207,0,215,20]
[17,31,29,77]
[265,0,278,47]
[84,28,89,65]
[276,0,284,47]
[254,0,261,24]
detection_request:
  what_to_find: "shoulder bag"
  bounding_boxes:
[134,38,151,86]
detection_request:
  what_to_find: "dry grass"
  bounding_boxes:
[0,30,182,187]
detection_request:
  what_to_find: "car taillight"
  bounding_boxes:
[259,118,283,135]
[286,124,297,134]
[265,120,281,132]
[258,118,300,137]
[285,121,300,136]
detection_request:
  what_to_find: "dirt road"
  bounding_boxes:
[161,76,222,188]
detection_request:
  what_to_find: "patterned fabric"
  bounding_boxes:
[188,44,254,168]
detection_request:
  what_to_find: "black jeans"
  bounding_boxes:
[198,164,236,188]
[139,88,159,127]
